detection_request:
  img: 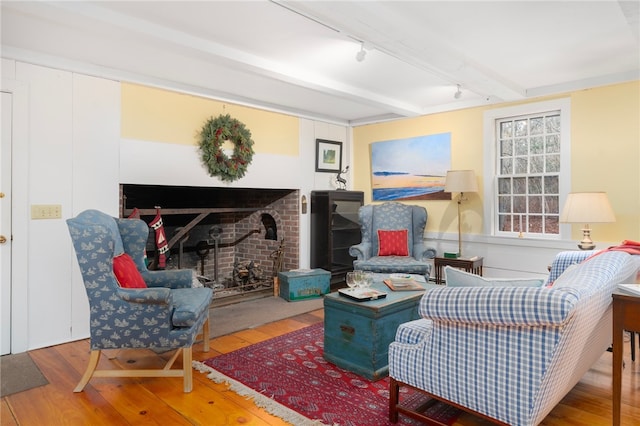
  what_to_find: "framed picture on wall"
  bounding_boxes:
[315,139,343,173]
[370,132,452,201]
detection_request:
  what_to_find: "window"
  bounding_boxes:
[483,99,571,239]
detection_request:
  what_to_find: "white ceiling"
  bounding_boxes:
[2,1,639,125]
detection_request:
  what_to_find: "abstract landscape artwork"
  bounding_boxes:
[370,133,451,201]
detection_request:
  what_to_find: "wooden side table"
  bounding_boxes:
[612,290,640,425]
[434,256,483,285]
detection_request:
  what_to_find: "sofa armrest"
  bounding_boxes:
[116,287,172,305]
[142,269,193,289]
[419,286,579,326]
[394,319,433,345]
[349,242,371,261]
[546,250,596,285]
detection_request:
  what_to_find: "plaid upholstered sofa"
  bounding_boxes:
[349,202,436,277]
[388,250,640,425]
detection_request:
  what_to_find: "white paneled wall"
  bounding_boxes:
[6,62,119,351]
[70,73,120,341]
[18,62,75,349]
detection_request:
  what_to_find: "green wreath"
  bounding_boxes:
[199,114,255,182]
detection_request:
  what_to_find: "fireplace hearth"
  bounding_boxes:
[120,184,299,304]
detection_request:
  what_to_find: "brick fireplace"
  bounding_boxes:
[120,184,299,303]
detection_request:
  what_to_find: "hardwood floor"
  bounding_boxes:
[1,309,639,425]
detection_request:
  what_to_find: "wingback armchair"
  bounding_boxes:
[349,202,436,277]
[67,209,213,393]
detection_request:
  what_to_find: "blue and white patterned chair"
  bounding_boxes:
[388,250,640,425]
[67,209,212,393]
[349,202,436,277]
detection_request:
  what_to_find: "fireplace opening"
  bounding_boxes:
[120,184,299,305]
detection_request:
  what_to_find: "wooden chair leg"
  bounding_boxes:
[74,350,101,392]
[632,332,636,362]
[389,377,400,423]
[74,346,195,393]
[183,346,193,393]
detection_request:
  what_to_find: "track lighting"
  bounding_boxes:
[356,42,366,62]
[454,84,462,99]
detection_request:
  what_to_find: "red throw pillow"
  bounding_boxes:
[377,229,409,256]
[113,253,147,288]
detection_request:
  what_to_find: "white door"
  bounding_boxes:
[1,91,12,355]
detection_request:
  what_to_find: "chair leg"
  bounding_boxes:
[74,346,195,393]
[632,332,636,362]
[74,350,101,392]
[183,346,193,393]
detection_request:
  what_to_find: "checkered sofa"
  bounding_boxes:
[389,250,640,425]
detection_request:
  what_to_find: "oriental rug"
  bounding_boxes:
[194,323,462,426]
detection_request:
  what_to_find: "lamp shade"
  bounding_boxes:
[444,170,478,193]
[559,192,616,223]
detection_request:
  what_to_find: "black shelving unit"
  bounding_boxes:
[310,190,364,286]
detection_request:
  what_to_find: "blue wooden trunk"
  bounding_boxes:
[278,269,330,301]
[323,280,437,380]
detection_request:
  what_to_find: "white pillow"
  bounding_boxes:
[546,263,580,288]
[445,266,545,288]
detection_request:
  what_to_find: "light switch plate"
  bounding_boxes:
[31,204,62,219]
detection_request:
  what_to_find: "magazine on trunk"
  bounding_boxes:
[383,274,426,291]
[383,274,424,291]
[339,287,387,301]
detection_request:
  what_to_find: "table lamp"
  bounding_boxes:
[559,192,615,250]
[444,170,478,258]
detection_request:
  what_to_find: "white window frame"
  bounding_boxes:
[483,98,572,240]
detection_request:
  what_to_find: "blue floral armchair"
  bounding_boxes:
[349,202,436,277]
[67,209,213,393]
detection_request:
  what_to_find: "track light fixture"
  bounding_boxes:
[454,84,462,99]
[356,42,366,62]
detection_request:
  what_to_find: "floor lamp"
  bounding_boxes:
[444,170,478,258]
[560,192,615,250]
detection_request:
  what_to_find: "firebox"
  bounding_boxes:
[120,184,299,303]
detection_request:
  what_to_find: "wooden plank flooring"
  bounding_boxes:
[1,309,639,425]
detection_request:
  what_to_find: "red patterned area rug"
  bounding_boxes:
[194,323,462,426]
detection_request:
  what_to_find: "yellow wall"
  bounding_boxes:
[353,81,640,242]
[121,83,300,155]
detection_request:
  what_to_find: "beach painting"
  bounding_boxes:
[370,133,451,201]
